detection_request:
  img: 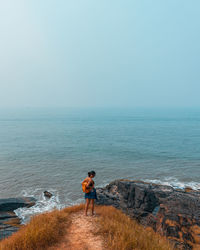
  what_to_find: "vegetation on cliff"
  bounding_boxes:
[0,204,174,250]
[96,205,173,250]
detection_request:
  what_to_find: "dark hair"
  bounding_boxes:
[88,171,96,177]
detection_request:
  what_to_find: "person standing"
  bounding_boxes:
[82,171,97,216]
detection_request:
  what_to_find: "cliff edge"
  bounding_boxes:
[96,180,200,249]
[0,197,36,240]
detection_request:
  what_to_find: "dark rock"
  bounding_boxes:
[44,191,53,198]
[0,212,18,220]
[0,197,36,212]
[0,197,36,240]
[96,180,200,249]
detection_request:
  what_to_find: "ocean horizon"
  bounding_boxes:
[0,107,200,222]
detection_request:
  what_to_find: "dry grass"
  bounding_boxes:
[0,204,84,250]
[95,206,175,250]
[0,204,174,250]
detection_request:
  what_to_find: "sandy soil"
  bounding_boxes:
[49,212,104,250]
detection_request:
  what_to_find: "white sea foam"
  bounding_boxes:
[14,189,65,224]
[14,188,85,224]
[143,177,200,190]
[13,178,200,224]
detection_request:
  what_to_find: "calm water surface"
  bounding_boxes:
[0,108,200,221]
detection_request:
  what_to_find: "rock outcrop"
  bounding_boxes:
[96,180,200,249]
[0,197,36,240]
[44,191,53,199]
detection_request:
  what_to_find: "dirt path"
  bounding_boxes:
[49,212,104,250]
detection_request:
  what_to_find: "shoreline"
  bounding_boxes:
[1,180,200,249]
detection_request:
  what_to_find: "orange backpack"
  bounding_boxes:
[82,179,93,193]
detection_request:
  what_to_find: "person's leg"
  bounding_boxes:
[91,199,95,215]
[85,198,91,216]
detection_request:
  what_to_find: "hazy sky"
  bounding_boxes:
[0,0,199,108]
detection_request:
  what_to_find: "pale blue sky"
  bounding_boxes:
[0,0,199,107]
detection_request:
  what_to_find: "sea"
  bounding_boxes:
[0,107,200,222]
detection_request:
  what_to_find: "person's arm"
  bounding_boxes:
[85,178,94,189]
[87,180,94,188]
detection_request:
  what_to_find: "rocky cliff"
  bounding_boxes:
[96,180,200,250]
[0,197,36,240]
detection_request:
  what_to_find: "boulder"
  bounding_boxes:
[96,180,200,249]
[44,191,53,198]
[0,197,36,240]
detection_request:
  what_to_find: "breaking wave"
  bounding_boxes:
[143,177,200,190]
[14,188,83,224]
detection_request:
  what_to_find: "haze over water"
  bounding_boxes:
[1,107,200,192]
[1,1,200,224]
[0,107,200,221]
